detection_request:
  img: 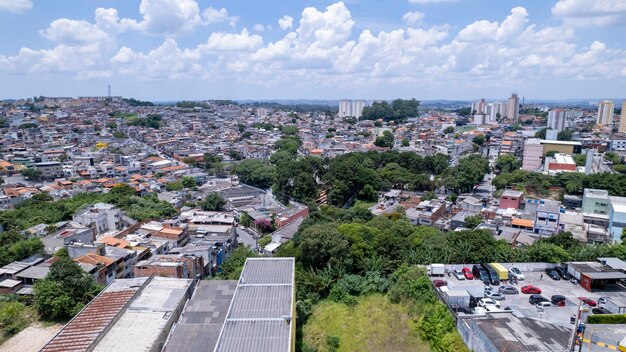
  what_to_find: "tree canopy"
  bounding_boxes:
[361,99,419,121]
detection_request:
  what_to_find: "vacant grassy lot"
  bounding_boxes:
[303,294,431,352]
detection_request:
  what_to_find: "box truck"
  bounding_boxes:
[427,264,445,277]
[489,263,509,281]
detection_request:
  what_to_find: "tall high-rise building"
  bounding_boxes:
[472,99,486,115]
[597,100,614,125]
[506,93,520,121]
[619,102,626,133]
[339,100,366,118]
[547,109,566,132]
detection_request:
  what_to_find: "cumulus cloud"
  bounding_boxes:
[278,15,294,30]
[552,0,626,26]
[408,0,455,4]
[2,0,626,93]
[402,11,425,25]
[0,0,32,13]
[203,7,239,27]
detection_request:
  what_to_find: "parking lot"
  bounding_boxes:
[435,267,626,327]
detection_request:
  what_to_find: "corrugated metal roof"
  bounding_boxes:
[40,290,138,352]
[238,258,294,285]
[214,258,294,352]
[229,285,292,319]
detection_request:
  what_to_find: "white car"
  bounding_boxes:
[453,269,465,280]
[537,301,551,308]
[485,292,506,301]
[509,267,525,281]
[479,298,501,308]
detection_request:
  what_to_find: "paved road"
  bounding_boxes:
[235,228,257,249]
[473,173,494,197]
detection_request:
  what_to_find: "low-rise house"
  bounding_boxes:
[134,254,204,279]
[72,203,123,235]
[42,221,95,255]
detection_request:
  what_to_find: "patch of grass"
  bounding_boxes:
[0,301,37,345]
[353,200,376,209]
[303,294,430,352]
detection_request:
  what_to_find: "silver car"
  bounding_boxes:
[453,269,465,280]
[485,291,506,301]
[498,285,519,295]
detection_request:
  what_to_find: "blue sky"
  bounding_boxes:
[0,0,625,101]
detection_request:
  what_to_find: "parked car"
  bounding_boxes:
[545,269,561,280]
[529,294,549,305]
[433,279,447,287]
[554,266,571,280]
[508,267,525,281]
[472,265,490,285]
[537,301,552,308]
[598,297,608,306]
[499,285,519,295]
[453,269,465,280]
[578,297,597,307]
[485,292,506,301]
[551,295,567,306]
[521,285,542,294]
[592,307,611,314]
[479,298,501,308]
[461,267,474,280]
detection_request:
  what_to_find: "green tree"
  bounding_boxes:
[495,154,521,174]
[166,181,184,191]
[534,128,549,139]
[401,138,410,147]
[299,224,352,270]
[605,152,621,164]
[217,246,258,279]
[200,193,226,211]
[374,131,394,148]
[557,129,573,141]
[258,235,272,248]
[443,126,455,134]
[20,168,42,181]
[34,257,101,321]
[472,134,485,146]
[464,214,482,229]
[181,176,197,189]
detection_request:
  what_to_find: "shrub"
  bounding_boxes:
[587,314,626,324]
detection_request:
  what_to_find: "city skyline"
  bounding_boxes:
[0,0,625,100]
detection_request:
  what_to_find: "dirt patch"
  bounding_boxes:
[0,323,62,352]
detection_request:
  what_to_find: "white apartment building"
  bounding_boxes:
[547,109,566,132]
[73,203,123,235]
[339,100,367,119]
[619,102,626,133]
[597,100,614,125]
[506,93,520,121]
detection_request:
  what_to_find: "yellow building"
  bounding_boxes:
[540,140,582,156]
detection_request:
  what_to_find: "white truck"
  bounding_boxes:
[427,264,445,277]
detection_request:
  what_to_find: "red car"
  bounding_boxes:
[433,279,447,287]
[521,285,542,294]
[578,297,597,307]
[461,267,474,280]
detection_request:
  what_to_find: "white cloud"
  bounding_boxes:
[111,39,202,79]
[408,0,455,4]
[278,15,294,30]
[203,7,239,27]
[198,29,263,52]
[126,0,204,35]
[402,11,425,25]
[457,7,527,42]
[40,19,112,44]
[552,0,626,26]
[253,24,266,32]
[0,0,32,13]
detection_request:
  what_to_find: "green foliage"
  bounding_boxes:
[0,301,32,339]
[587,314,626,324]
[0,186,176,232]
[455,107,471,117]
[19,123,38,129]
[557,129,573,141]
[281,125,299,136]
[126,114,163,129]
[472,134,485,146]
[20,168,42,181]
[417,302,465,352]
[374,130,394,148]
[444,126,455,134]
[605,152,621,164]
[535,128,549,139]
[199,193,226,211]
[258,235,272,248]
[166,181,184,191]
[401,138,410,147]
[495,154,521,173]
[34,257,101,321]
[464,214,482,229]
[123,98,154,106]
[574,154,587,167]
[299,224,352,270]
[227,150,244,160]
[216,246,258,279]
[443,155,490,194]
[493,170,626,197]
[181,176,197,189]
[361,99,420,121]
[112,130,126,139]
[252,122,276,130]
[545,150,558,157]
